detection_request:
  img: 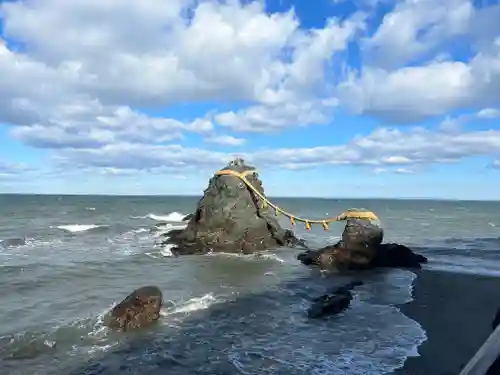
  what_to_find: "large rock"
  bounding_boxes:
[103,286,162,332]
[297,217,426,270]
[163,158,304,255]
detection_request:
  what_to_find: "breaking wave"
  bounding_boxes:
[131,212,187,222]
[51,224,109,233]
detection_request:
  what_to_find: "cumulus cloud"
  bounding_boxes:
[362,0,472,69]
[339,0,500,122]
[47,124,500,174]
[246,126,500,170]
[0,162,34,179]
[0,0,499,181]
[215,99,338,132]
[204,135,246,146]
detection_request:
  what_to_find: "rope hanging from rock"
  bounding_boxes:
[214,169,379,231]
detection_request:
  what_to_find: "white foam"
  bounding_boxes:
[132,212,187,222]
[162,293,218,316]
[159,244,174,257]
[52,224,106,233]
[206,251,285,263]
[153,223,187,237]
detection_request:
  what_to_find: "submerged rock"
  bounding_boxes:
[163,158,304,255]
[298,217,426,270]
[372,243,427,268]
[308,281,363,318]
[1,237,27,247]
[103,286,162,332]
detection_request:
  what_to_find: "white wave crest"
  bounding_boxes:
[206,251,285,263]
[153,223,187,238]
[161,293,218,316]
[132,211,187,222]
[52,224,107,233]
[159,244,175,257]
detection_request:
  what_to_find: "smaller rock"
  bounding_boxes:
[1,238,27,247]
[370,243,427,268]
[307,281,363,319]
[103,286,162,332]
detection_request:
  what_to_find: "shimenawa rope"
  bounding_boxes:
[215,169,379,231]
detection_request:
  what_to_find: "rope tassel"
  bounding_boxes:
[290,217,295,226]
[322,221,328,231]
[305,221,311,231]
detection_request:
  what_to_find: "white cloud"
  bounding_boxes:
[215,99,338,132]
[247,126,500,170]
[0,162,35,180]
[394,168,414,174]
[477,108,500,119]
[338,1,500,122]
[8,104,215,148]
[363,0,472,69]
[0,0,499,186]
[0,162,32,174]
[53,143,231,171]
[204,135,246,146]
[44,125,500,175]
[338,61,474,123]
[0,0,367,142]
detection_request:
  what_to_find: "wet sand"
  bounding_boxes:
[395,269,500,375]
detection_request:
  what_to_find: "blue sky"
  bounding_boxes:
[0,0,500,199]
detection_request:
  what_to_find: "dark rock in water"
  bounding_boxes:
[297,218,425,270]
[308,281,363,319]
[371,243,427,268]
[181,213,194,221]
[103,286,162,332]
[1,237,27,247]
[164,158,304,255]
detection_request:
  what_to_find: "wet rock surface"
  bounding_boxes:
[298,218,426,270]
[308,281,363,319]
[163,158,304,255]
[103,286,162,332]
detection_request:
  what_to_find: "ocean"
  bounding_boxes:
[1,194,500,375]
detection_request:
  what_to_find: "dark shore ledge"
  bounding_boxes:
[394,269,500,375]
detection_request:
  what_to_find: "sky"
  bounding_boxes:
[0,0,500,199]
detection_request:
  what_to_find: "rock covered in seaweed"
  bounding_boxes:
[298,214,426,270]
[103,286,162,332]
[163,158,304,255]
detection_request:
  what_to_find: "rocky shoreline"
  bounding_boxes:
[104,159,427,331]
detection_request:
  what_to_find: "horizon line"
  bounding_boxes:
[0,192,498,202]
